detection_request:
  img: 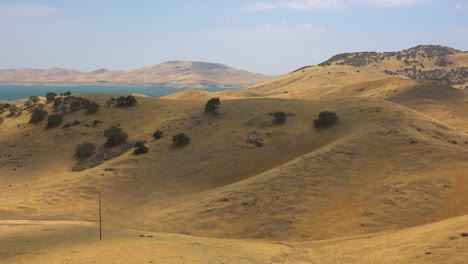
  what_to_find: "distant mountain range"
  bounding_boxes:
[0,61,270,88]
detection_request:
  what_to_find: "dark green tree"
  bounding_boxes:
[47,114,63,128]
[152,129,164,140]
[115,95,137,107]
[172,133,190,147]
[75,142,96,158]
[104,126,128,146]
[30,108,47,124]
[134,142,149,155]
[46,92,57,102]
[272,111,287,125]
[204,98,221,113]
[313,111,338,128]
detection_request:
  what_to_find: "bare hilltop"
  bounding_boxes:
[1,45,467,263]
[0,60,270,88]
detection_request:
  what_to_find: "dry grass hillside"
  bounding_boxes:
[0,61,270,88]
[1,93,468,262]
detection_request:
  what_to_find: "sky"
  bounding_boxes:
[1,0,467,75]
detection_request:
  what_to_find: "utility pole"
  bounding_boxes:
[99,192,102,241]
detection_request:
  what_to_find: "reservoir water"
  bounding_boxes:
[0,85,238,101]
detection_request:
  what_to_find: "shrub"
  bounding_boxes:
[47,114,63,128]
[0,103,8,114]
[30,108,47,124]
[0,117,4,125]
[53,97,62,107]
[85,101,100,114]
[59,105,68,115]
[63,120,81,129]
[69,100,80,112]
[61,91,72,97]
[104,126,128,146]
[115,95,137,107]
[204,98,220,113]
[172,133,190,147]
[152,129,164,140]
[8,105,20,116]
[29,96,40,104]
[75,142,96,158]
[134,142,149,155]
[272,111,287,124]
[46,92,57,102]
[313,111,338,128]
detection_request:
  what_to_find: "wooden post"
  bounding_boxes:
[99,192,102,241]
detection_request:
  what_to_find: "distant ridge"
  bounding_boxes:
[0,61,270,88]
[316,45,468,87]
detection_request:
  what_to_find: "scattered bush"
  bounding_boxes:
[69,99,82,112]
[59,105,68,115]
[313,111,338,128]
[30,108,47,124]
[8,105,20,117]
[61,91,72,97]
[63,120,81,129]
[29,96,40,104]
[172,133,190,147]
[104,126,128,146]
[46,92,57,102]
[53,97,62,107]
[0,117,4,125]
[152,129,164,140]
[272,111,287,125]
[134,142,149,155]
[116,95,137,107]
[85,101,100,114]
[204,97,221,113]
[105,98,116,107]
[0,103,9,114]
[75,142,96,158]
[47,114,63,128]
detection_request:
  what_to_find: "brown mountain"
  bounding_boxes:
[0,61,270,88]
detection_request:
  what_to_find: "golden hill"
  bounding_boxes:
[0,61,270,88]
[1,93,468,262]
[1,45,468,263]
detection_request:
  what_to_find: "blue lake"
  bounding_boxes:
[0,85,238,101]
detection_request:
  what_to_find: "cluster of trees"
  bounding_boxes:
[105,95,138,108]
[396,66,468,85]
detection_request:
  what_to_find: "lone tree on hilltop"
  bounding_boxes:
[313,111,338,128]
[116,95,137,107]
[272,111,287,125]
[104,126,128,147]
[172,133,190,147]
[46,92,57,102]
[204,98,220,113]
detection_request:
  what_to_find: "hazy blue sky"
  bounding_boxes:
[1,0,467,75]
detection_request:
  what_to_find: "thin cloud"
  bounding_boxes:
[215,22,326,41]
[454,0,468,10]
[0,3,59,18]
[245,0,423,11]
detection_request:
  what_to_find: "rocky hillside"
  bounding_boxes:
[316,45,468,88]
[0,61,270,88]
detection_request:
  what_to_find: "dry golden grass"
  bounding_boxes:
[2,47,468,262]
[1,92,468,263]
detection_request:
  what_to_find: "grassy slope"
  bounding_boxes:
[1,96,467,238]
